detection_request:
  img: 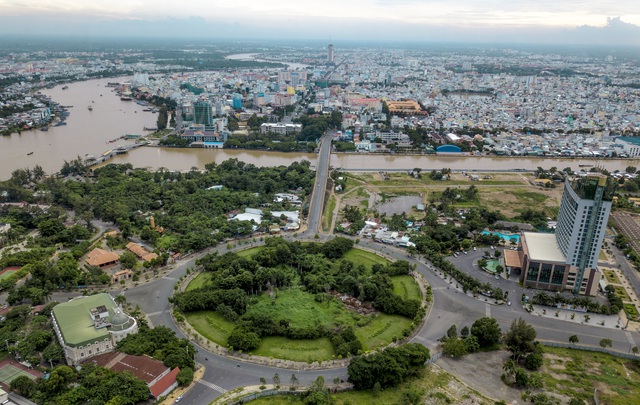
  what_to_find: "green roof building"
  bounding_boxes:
[52,293,138,365]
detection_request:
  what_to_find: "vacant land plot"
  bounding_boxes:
[322,195,337,232]
[237,364,492,405]
[541,346,640,405]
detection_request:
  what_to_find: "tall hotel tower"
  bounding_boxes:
[520,174,615,295]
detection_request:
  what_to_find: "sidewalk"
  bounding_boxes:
[528,304,624,330]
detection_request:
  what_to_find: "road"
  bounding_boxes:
[20,128,640,404]
[305,131,333,235]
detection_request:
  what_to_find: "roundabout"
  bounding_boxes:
[171,238,429,368]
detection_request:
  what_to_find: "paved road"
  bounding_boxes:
[306,131,333,234]
[21,135,639,404]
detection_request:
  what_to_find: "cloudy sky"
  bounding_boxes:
[1,0,639,44]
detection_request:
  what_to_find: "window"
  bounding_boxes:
[539,263,553,283]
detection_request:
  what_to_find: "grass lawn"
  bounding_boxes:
[184,311,235,346]
[355,314,413,351]
[322,195,336,232]
[614,286,631,301]
[603,269,621,285]
[237,246,264,258]
[506,189,550,204]
[186,272,213,291]
[156,234,179,250]
[0,269,18,280]
[599,249,609,261]
[247,289,365,331]
[624,303,639,319]
[541,346,640,405]
[342,248,389,269]
[252,336,336,362]
[391,275,422,301]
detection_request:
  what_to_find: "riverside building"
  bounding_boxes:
[520,174,615,296]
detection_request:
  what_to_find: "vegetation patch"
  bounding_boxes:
[322,194,336,232]
[342,249,389,268]
[184,310,235,346]
[236,246,264,258]
[541,345,640,404]
[391,275,422,301]
[355,314,413,350]
[186,272,213,291]
[173,239,425,361]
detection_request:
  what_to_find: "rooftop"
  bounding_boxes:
[52,293,116,347]
[522,232,566,263]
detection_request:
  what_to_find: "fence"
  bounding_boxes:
[538,340,640,361]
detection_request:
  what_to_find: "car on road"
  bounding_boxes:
[473,246,477,251]
[175,396,183,403]
[507,301,511,306]
[495,275,500,279]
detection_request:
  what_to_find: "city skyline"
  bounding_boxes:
[1,0,639,45]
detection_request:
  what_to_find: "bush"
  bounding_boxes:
[227,327,261,351]
[524,352,543,371]
[176,367,194,386]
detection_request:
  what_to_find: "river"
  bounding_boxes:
[2,77,639,180]
[0,77,156,179]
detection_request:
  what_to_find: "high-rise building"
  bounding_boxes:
[518,174,615,296]
[193,101,213,126]
[327,44,335,63]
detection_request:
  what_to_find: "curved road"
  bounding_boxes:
[52,130,639,404]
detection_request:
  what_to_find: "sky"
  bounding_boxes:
[1,0,639,44]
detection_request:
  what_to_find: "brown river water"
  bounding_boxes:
[1,77,638,180]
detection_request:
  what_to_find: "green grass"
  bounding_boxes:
[0,269,18,280]
[251,336,336,362]
[506,190,549,204]
[603,269,622,284]
[184,311,235,346]
[391,275,422,301]
[355,314,413,351]
[624,303,639,319]
[599,249,609,261]
[541,346,640,405]
[186,272,213,291]
[237,246,264,257]
[342,249,389,269]
[156,234,179,250]
[322,195,336,232]
[247,289,364,331]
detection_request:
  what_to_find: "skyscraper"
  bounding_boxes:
[327,44,334,63]
[519,174,615,296]
[555,174,615,294]
[193,101,213,126]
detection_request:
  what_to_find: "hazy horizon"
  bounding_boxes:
[1,0,640,46]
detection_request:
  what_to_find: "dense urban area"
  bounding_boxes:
[0,39,640,405]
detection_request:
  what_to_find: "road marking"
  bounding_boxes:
[411,335,429,343]
[146,310,169,317]
[198,379,228,393]
[432,287,448,290]
[625,331,635,345]
[485,303,491,318]
[162,276,179,281]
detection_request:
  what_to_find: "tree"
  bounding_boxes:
[447,324,457,339]
[273,373,281,387]
[504,318,536,360]
[290,373,299,389]
[176,367,194,386]
[442,337,467,358]
[157,106,168,130]
[470,317,502,348]
[599,338,612,349]
[569,335,579,344]
[460,326,470,337]
[10,375,37,398]
[524,352,543,371]
[632,346,639,355]
[119,251,138,269]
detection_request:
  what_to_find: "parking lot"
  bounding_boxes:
[611,212,640,255]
